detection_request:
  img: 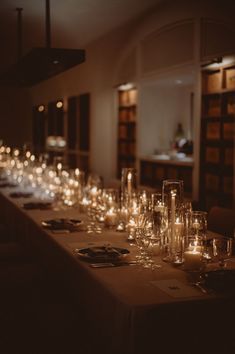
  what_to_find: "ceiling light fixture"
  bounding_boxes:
[0,0,85,87]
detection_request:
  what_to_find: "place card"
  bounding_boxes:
[151,279,204,298]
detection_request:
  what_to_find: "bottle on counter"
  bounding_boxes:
[174,123,185,149]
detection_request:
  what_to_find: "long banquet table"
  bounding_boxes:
[0,187,235,354]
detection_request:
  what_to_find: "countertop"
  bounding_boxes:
[139,154,194,167]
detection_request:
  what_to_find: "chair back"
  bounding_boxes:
[208,206,235,237]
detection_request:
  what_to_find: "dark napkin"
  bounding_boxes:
[78,246,129,261]
[0,182,17,188]
[202,269,235,293]
[10,192,33,198]
[23,202,52,210]
[42,218,82,232]
[87,246,121,259]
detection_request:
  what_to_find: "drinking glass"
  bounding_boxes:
[187,211,209,260]
[134,213,152,267]
[162,179,184,211]
[151,192,168,238]
[212,237,233,268]
[188,211,207,238]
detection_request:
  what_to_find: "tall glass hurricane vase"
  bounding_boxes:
[162,179,184,263]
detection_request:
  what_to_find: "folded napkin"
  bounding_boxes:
[86,246,121,259]
[0,182,17,188]
[42,218,82,232]
[9,192,33,198]
[76,245,130,262]
[23,202,52,210]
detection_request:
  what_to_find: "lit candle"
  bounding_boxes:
[75,168,80,177]
[193,219,200,230]
[154,203,165,213]
[104,208,118,227]
[175,217,183,235]
[171,191,176,248]
[150,240,161,256]
[188,237,202,252]
[127,172,132,196]
[184,249,202,271]
[90,186,98,199]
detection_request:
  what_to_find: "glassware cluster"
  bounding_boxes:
[0,145,232,271]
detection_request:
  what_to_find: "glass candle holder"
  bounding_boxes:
[212,237,233,268]
[121,167,137,205]
[183,236,204,271]
[162,179,184,262]
[188,211,207,238]
[151,192,168,238]
[187,211,209,260]
[104,206,119,228]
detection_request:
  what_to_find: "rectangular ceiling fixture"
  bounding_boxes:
[0,0,85,87]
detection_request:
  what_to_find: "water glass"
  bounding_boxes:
[212,237,233,268]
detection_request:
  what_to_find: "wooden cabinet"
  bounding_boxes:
[200,64,235,210]
[117,87,137,178]
[140,158,193,198]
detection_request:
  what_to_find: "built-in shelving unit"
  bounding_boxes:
[140,157,193,198]
[200,63,235,210]
[32,93,90,172]
[117,86,137,178]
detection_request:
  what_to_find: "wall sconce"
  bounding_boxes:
[56,100,63,109]
[37,104,45,112]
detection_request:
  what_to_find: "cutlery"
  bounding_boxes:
[191,281,211,294]
[89,261,137,268]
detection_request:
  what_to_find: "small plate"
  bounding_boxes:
[76,246,129,262]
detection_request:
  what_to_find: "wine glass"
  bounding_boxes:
[212,237,233,268]
[188,211,209,261]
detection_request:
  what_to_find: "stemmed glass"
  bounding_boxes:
[85,173,103,234]
[212,237,233,268]
[188,211,208,260]
[134,213,152,266]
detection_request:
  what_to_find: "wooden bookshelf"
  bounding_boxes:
[200,63,235,210]
[117,87,137,178]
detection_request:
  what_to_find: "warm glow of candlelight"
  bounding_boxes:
[127,172,132,195]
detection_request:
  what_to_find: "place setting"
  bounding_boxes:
[41,218,84,233]
[23,201,53,210]
[9,191,34,198]
[71,241,134,268]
